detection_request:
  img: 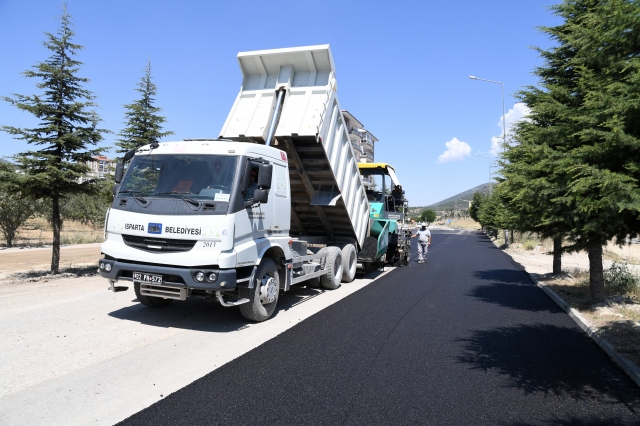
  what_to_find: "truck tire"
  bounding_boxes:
[340,244,357,283]
[320,246,343,290]
[134,282,173,308]
[238,258,279,322]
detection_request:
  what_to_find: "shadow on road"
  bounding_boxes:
[468,279,561,313]
[107,298,248,332]
[106,270,384,331]
[454,323,640,409]
[473,268,534,284]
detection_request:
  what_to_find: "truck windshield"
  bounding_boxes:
[362,173,390,202]
[120,154,238,202]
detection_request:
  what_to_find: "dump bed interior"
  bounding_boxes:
[220,45,369,248]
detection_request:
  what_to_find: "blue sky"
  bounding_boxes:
[0,0,561,206]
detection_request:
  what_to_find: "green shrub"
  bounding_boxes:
[604,262,639,296]
[523,240,537,251]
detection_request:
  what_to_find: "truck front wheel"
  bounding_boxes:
[238,258,280,322]
[134,283,173,308]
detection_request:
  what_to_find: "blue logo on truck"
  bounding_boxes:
[148,223,162,234]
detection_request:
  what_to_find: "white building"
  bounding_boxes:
[342,110,378,164]
[342,110,378,188]
[86,155,116,180]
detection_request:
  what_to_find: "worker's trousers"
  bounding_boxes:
[417,241,428,261]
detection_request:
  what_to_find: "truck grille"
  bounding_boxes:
[122,235,197,253]
[140,283,187,300]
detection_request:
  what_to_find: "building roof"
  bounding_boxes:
[342,111,379,142]
[341,110,364,129]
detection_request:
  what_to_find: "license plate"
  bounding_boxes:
[133,272,163,284]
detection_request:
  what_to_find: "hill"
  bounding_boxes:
[409,182,495,215]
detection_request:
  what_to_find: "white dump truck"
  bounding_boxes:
[98,45,377,321]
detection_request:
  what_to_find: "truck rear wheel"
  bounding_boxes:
[340,244,357,283]
[320,246,343,290]
[134,282,173,308]
[238,258,279,322]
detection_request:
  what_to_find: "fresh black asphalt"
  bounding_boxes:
[118,230,640,425]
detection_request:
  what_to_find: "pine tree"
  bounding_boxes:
[115,60,174,154]
[1,5,107,273]
[502,0,640,303]
[468,191,485,224]
[559,0,640,302]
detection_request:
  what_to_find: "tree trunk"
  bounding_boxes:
[504,230,509,247]
[51,195,61,274]
[6,230,14,248]
[552,236,562,275]
[510,229,515,244]
[587,242,606,304]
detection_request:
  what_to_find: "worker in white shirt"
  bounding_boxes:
[411,224,431,263]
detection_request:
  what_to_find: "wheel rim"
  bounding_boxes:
[259,275,278,304]
[349,251,356,274]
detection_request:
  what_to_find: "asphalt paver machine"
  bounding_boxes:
[357,163,411,270]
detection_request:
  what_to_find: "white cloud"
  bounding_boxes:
[489,102,531,156]
[438,137,471,163]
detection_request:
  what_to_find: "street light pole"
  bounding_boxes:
[470,75,508,246]
[469,76,506,153]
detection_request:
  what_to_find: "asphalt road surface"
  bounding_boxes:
[118,230,640,425]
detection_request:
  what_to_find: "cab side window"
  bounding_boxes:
[244,167,258,200]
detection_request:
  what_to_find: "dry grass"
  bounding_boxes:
[0,218,104,248]
[5,265,99,284]
[508,234,640,264]
[443,217,480,230]
[537,269,640,366]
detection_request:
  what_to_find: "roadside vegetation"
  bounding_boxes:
[0,5,172,271]
[0,218,104,248]
[470,0,640,306]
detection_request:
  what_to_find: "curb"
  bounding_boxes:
[530,274,640,388]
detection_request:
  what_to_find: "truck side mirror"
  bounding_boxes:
[114,162,124,183]
[253,189,269,203]
[257,164,272,189]
[112,183,121,196]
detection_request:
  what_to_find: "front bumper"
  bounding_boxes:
[98,258,237,290]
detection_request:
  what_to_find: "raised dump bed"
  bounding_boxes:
[220,45,369,248]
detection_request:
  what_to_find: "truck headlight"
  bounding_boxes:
[195,271,205,282]
[104,263,112,272]
[208,272,217,282]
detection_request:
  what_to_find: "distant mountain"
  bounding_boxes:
[409,183,495,214]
